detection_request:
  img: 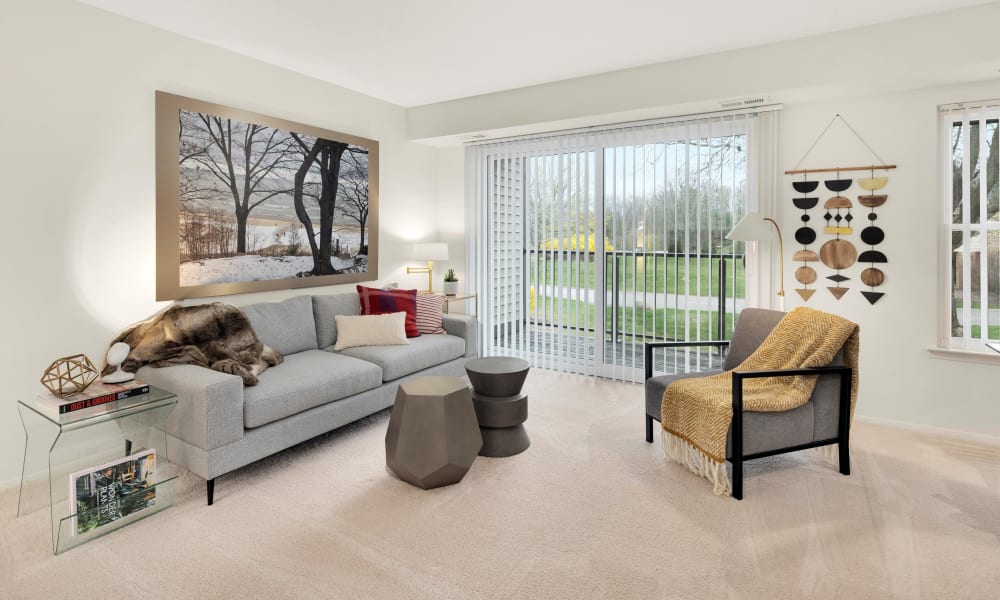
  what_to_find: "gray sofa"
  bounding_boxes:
[136,293,478,504]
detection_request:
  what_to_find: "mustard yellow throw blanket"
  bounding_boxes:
[661,307,859,496]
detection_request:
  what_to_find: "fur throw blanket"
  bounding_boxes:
[105,303,283,386]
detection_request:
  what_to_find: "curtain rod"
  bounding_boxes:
[939,99,1000,112]
[464,103,783,147]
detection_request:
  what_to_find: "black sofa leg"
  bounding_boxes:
[645,415,654,443]
[207,478,215,506]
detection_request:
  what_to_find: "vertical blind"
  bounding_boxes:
[940,101,1000,349]
[466,108,780,382]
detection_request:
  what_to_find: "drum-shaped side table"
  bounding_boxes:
[465,357,531,457]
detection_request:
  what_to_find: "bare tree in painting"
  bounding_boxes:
[179,110,296,254]
[290,133,349,275]
[339,147,370,253]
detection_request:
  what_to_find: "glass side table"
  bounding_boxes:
[17,386,179,554]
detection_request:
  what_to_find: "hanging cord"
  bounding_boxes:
[792,114,886,171]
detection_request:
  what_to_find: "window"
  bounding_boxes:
[941,102,1000,350]
[466,109,779,382]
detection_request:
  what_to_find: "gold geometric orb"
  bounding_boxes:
[40,354,99,398]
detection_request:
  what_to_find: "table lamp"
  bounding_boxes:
[407,243,449,293]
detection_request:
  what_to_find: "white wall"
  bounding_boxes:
[418,16,1000,441]
[0,0,441,485]
[779,81,1000,440]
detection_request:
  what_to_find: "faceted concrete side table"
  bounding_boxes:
[385,376,482,489]
[465,357,531,457]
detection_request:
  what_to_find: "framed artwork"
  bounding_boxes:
[155,91,379,300]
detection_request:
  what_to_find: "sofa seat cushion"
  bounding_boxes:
[244,350,383,428]
[334,334,465,382]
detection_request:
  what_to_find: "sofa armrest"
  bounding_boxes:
[137,364,244,451]
[442,314,478,357]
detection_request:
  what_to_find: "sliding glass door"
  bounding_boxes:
[471,111,769,382]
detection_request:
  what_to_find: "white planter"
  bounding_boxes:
[443,281,459,296]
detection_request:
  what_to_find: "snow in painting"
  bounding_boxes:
[177,108,371,287]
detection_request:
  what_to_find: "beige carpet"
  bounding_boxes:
[1,369,998,600]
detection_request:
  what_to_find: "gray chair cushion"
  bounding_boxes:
[243,349,382,428]
[241,295,318,356]
[723,308,785,370]
[335,334,466,382]
[646,370,724,421]
[727,402,815,456]
[313,293,361,349]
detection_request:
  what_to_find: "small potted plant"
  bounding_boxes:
[443,269,459,296]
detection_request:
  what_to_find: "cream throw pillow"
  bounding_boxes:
[333,312,409,350]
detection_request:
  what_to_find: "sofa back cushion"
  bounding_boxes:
[312,293,362,348]
[241,295,318,356]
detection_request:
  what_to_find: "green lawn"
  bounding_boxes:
[528,255,744,297]
[530,297,736,341]
[970,325,1000,339]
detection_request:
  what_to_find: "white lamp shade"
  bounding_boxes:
[413,242,449,261]
[726,212,773,241]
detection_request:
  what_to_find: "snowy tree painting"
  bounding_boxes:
[156,92,378,300]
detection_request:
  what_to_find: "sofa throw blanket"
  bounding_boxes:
[660,306,859,496]
[104,303,283,386]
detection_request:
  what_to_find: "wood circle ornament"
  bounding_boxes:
[861,267,885,287]
[819,239,858,270]
[795,266,817,284]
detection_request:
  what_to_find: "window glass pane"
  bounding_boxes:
[988,119,999,223]
[951,121,964,225]
[988,230,1000,341]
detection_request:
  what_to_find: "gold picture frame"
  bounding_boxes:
[155,91,379,300]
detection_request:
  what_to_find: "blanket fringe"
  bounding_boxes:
[816,443,848,466]
[662,429,731,497]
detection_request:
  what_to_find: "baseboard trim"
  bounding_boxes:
[856,414,1000,447]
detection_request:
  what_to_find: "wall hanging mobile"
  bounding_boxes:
[785,114,895,304]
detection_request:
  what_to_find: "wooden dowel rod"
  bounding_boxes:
[784,164,896,175]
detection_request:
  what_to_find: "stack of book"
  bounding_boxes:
[39,379,150,415]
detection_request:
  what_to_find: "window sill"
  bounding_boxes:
[927,347,1000,366]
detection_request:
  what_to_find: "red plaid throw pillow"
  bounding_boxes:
[356,286,420,338]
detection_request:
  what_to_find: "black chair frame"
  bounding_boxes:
[644,341,853,500]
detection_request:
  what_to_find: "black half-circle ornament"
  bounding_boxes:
[795,227,817,245]
[825,179,852,192]
[793,181,820,194]
[860,226,885,245]
[858,250,888,263]
[793,197,819,210]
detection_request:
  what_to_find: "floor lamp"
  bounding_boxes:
[407,243,449,293]
[726,212,784,308]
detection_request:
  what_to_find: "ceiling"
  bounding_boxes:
[80,0,993,108]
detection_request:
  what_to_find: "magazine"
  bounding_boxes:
[69,449,157,535]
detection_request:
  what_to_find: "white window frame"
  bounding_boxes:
[937,100,1000,355]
